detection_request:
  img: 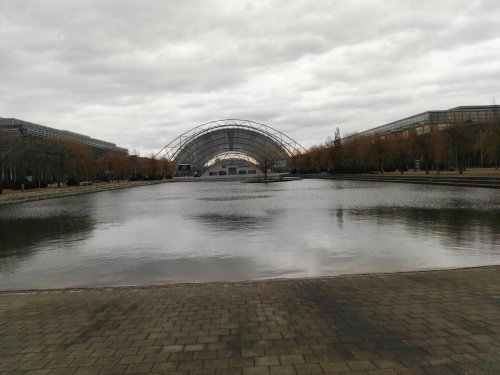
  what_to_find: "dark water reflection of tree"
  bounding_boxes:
[0,215,95,259]
[345,207,500,250]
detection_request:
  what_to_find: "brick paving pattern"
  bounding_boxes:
[1,267,499,374]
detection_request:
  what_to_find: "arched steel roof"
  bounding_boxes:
[156,119,306,170]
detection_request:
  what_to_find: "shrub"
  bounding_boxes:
[66,177,80,186]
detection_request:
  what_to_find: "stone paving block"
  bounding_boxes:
[320,361,349,373]
[347,361,377,371]
[151,361,178,372]
[2,267,500,375]
[21,352,47,361]
[217,349,234,358]
[186,344,207,352]
[229,357,255,368]
[170,351,195,361]
[118,354,145,364]
[194,350,218,360]
[255,356,280,366]
[136,345,162,355]
[371,358,402,369]
[177,359,205,371]
[0,361,22,371]
[71,366,102,375]
[243,366,270,375]
[209,343,230,351]
[216,368,242,375]
[161,344,185,352]
[265,347,289,356]
[90,348,117,357]
[22,370,52,375]
[242,348,266,357]
[143,353,170,362]
[191,370,216,375]
[269,365,296,375]
[47,368,77,375]
[303,353,330,363]
[96,364,128,375]
[115,347,138,356]
[45,358,74,368]
[94,353,125,366]
[294,363,323,375]
[280,355,305,365]
[125,362,154,373]
[19,359,50,370]
[69,357,97,367]
[367,370,398,375]
[287,346,312,355]
[204,358,229,369]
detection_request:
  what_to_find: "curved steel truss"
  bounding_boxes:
[156,119,306,173]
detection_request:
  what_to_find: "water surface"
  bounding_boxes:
[1,179,499,290]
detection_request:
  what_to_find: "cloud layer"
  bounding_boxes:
[1,0,499,154]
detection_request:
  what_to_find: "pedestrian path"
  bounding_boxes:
[1,267,499,374]
[0,180,161,206]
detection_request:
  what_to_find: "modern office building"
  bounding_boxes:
[0,117,128,155]
[1,117,129,184]
[347,105,499,140]
[338,105,500,172]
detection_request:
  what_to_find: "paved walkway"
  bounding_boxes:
[0,181,161,206]
[1,267,499,374]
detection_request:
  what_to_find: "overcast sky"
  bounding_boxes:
[1,0,500,154]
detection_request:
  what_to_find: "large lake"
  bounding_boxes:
[0,179,499,290]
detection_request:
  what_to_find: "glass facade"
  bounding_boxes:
[0,117,128,155]
[350,105,499,139]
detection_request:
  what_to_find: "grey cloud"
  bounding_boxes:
[1,0,500,154]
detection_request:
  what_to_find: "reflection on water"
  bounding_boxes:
[347,207,500,251]
[198,195,271,201]
[1,197,94,251]
[0,180,499,290]
[330,208,344,229]
[0,215,94,257]
[191,213,272,231]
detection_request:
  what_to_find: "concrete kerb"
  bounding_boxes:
[1,264,499,294]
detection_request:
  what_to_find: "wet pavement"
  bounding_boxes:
[1,266,499,374]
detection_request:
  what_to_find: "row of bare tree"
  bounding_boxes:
[0,134,172,189]
[298,119,500,174]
